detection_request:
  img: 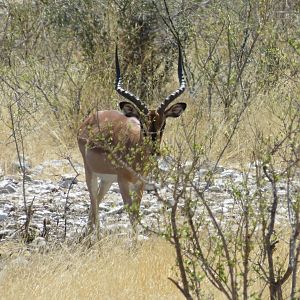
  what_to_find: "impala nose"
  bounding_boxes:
[148,132,161,156]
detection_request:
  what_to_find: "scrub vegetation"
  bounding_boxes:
[0,1,299,299]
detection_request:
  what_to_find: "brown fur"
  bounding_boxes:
[78,103,186,235]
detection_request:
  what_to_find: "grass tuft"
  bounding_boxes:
[0,237,183,300]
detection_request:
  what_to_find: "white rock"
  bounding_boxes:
[158,156,173,172]
[106,206,124,216]
[43,160,66,167]
[59,174,78,188]
[0,211,8,221]
[18,215,27,222]
[110,184,120,193]
[45,184,58,191]
[209,185,223,193]
[99,203,111,212]
[213,206,229,214]
[220,169,237,178]
[0,179,12,189]
[142,208,154,215]
[183,161,193,171]
[277,189,287,196]
[106,223,129,232]
[3,203,14,211]
[0,180,17,194]
[197,168,209,177]
[0,229,12,238]
[138,234,149,241]
[233,174,244,183]
[144,182,159,192]
[223,198,235,207]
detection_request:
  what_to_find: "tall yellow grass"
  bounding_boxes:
[0,237,183,300]
[1,233,299,299]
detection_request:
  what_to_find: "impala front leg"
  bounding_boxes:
[129,181,144,231]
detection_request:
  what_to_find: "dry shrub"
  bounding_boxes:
[0,90,289,174]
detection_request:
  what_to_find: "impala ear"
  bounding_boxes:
[164,102,187,118]
[119,101,140,118]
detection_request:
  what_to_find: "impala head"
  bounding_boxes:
[115,46,187,154]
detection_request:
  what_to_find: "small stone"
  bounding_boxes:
[43,160,66,167]
[99,203,111,212]
[209,185,223,193]
[0,179,12,189]
[138,235,149,241]
[214,206,229,214]
[233,174,244,183]
[142,208,153,215]
[0,179,17,194]
[0,229,12,239]
[45,184,58,192]
[106,206,124,216]
[197,168,209,177]
[144,182,158,192]
[0,211,8,221]
[3,203,14,212]
[183,160,193,171]
[106,223,129,232]
[158,156,173,172]
[24,174,33,181]
[110,185,120,193]
[59,174,78,188]
[220,169,237,178]
[223,198,235,207]
[277,189,287,196]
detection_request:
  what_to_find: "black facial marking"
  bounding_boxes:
[148,121,166,142]
[149,121,158,142]
[151,132,157,142]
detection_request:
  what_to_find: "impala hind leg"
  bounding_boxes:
[96,178,113,205]
[85,171,100,234]
[118,177,144,235]
[86,175,113,236]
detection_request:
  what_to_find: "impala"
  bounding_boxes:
[78,46,186,234]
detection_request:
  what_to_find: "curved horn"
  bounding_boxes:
[115,46,149,114]
[157,46,186,114]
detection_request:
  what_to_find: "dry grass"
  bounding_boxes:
[0,237,183,300]
[161,91,286,167]
[1,234,298,300]
[0,107,81,176]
